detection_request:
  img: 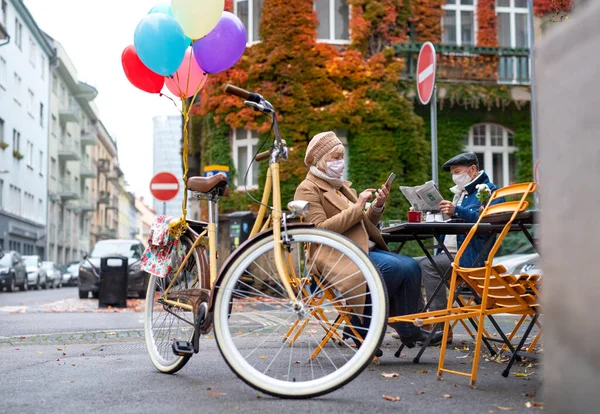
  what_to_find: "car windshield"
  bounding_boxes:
[41,262,54,270]
[68,264,79,272]
[90,242,142,259]
[24,257,38,266]
[0,254,12,266]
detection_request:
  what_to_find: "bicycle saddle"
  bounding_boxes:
[187,173,229,196]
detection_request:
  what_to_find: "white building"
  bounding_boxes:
[0,0,52,257]
[152,115,185,218]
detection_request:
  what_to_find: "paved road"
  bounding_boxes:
[0,288,543,413]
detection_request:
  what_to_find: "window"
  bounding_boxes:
[316,0,350,43]
[234,0,263,44]
[28,89,34,116]
[12,129,20,152]
[1,1,7,27]
[232,128,260,190]
[39,150,43,175]
[9,185,21,215]
[465,123,517,187]
[0,57,6,88]
[39,103,44,126]
[41,55,46,80]
[442,0,476,46]
[0,117,4,145]
[497,0,529,84]
[27,140,33,167]
[51,115,57,136]
[38,199,43,222]
[29,36,37,67]
[13,72,22,104]
[50,157,56,180]
[52,73,57,95]
[60,83,66,105]
[14,18,23,49]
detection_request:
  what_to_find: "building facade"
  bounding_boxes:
[134,197,155,248]
[46,37,97,263]
[152,115,185,218]
[0,0,52,257]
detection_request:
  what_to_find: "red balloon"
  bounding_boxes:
[121,45,164,94]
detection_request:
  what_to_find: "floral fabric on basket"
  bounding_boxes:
[141,215,185,278]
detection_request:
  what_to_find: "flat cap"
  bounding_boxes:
[442,152,479,171]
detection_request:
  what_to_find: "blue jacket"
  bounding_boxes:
[439,171,503,268]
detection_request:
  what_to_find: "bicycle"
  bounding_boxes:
[144,84,388,398]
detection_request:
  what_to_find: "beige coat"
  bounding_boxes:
[294,172,389,311]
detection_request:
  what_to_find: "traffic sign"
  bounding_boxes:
[204,165,230,181]
[150,172,180,202]
[416,42,436,105]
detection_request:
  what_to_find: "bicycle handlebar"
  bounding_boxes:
[223,84,262,104]
[255,150,271,162]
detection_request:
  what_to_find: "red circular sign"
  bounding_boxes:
[416,42,436,105]
[150,172,180,201]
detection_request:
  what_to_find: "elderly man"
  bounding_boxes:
[417,152,502,344]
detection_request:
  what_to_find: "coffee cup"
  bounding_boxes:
[407,211,422,223]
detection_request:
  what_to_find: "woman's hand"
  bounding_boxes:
[358,188,376,208]
[373,184,389,208]
[439,200,456,216]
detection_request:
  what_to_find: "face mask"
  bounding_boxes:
[325,159,345,179]
[452,172,472,188]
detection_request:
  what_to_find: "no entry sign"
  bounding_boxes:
[150,172,180,202]
[417,42,436,105]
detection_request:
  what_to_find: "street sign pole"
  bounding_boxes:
[430,86,438,187]
[163,202,166,216]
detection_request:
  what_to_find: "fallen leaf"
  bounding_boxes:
[463,346,469,351]
[19,336,26,340]
[417,369,428,374]
[525,402,544,409]
[416,391,425,395]
[381,372,399,378]
[442,394,452,399]
[206,387,212,390]
[495,406,516,411]
[526,363,533,369]
[62,352,66,356]
[36,352,43,354]
[71,364,76,366]
[260,355,268,359]
[237,331,244,335]
[56,358,60,362]
[56,347,63,351]
[454,384,459,388]
[293,361,300,364]
[525,393,536,398]
[515,372,533,377]
[256,393,262,399]
[208,391,225,397]
[456,353,470,359]
[382,395,400,402]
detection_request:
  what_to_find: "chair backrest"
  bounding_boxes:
[454,182,537,270]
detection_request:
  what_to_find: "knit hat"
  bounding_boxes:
[304,131,343,167]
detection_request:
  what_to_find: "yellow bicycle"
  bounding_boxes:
[143,85,388,398]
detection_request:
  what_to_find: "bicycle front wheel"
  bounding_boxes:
[213,228,387,398]
[144,235,206,373]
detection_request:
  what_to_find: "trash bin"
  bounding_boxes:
[227,211,255,252]
[99,256,128,308]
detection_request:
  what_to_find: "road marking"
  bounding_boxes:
[418,64,434,84]
[150,183,179,190]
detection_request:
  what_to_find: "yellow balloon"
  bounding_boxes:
[172,0,225,40]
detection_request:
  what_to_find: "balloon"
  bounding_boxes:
[148,3,192,46]
[172,0,224,40]
[165,48,208,98]
[134,13,188,76]
[121,45,165,94]
[193,12,247,74]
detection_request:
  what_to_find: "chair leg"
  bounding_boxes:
[498,314,527,355]
[502,314,539,378]
[437,320,452,381]
[470,313,487,388]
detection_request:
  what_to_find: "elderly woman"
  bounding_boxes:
[294,131,442,349]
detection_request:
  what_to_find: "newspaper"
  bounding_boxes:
[399,181,444,212]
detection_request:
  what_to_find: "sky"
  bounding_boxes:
[24,0,182,202]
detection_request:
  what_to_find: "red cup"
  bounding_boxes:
[407,211,422,223]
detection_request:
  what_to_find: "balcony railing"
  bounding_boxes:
[59,97,82,125]
[58,179,80,201]
[96,225,117,239]
[80,130,97,147]
[97,159,110,173]
[394,42,530,86]
[58,138,81,162]
[79,193,96,212]
[80,159,97,179]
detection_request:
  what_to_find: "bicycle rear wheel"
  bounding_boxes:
[144,235,206,373]
[213,228,387,398]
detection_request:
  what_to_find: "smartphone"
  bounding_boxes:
[384,172,396,189]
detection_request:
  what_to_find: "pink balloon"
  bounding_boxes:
[165,48,208,98]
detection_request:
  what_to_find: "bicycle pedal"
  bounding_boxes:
[172,341,194,356]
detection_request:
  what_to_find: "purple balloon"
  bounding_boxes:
[193,12,247,74]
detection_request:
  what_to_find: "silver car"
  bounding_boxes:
[23,255,48,290]
[42,261,62,289]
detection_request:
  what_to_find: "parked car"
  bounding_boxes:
[0,251,28,292]
[58,261,80,286]
[23,255,48,290]
[78,239,149,299]
[42,261,62,289]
